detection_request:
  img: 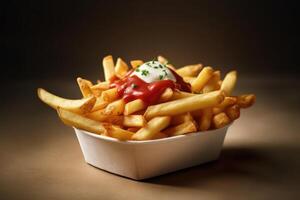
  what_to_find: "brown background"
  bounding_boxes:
[1,0,300,199]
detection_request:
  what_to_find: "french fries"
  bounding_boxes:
[144,90,224,119]
[38,55,255,141]
[213,112,231,129]
[115,58,129,78]
[199,108,213,131]
[191,66,214,92]
[132,116,171,140]
[38,88,96,114]
[176,64,203,77]
[124,99,146,115]
[130,60,144,69]
[164,120,197,136]
[57,108,107,135]
[103,55,115,81]
[221,70,237,96]
[77,77,93,98]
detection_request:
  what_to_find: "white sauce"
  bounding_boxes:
[130,61,176,83]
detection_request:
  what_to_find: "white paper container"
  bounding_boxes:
[74,125,231,180]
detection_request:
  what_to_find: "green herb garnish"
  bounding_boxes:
[159,75,164,80]
[135,68,140,72]
[131,83,138,88]
[141,69,149,76]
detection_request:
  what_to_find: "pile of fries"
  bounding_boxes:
[38,55,255,140]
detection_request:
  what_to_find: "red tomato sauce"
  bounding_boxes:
[110,69,191,105]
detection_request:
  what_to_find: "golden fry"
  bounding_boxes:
[158,88,174,103]
[115,58,129,78]
[124,99,146,115]
[221,70,237,96]
[237,94,256,108]
[164,120,197,136]
[226,104,240,120]
[213,112,231,129]
[103,55,115,81]
[130,60,144,69]
[123,115,146,127]
[106,125,134,140]
[212,96,237,114]
[104,99,125,115]
[57,108,107,135]
[100,88,118,102]
[77,77,93,98]
[202,70,221,93]
[37,88,96,114]
[144,90,224,119]
[157,55,168,64]
[199,107,213,131]
[170,112,193,125]
[132,116,171,140]
[176,64,203,77]
[171,91,195,100]
[191,66,214,92]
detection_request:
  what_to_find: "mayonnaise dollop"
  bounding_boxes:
[130,61,176,83]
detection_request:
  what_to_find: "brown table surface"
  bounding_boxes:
[1,76,299,200]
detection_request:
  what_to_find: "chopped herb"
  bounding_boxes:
[135,68,140,72]
[152,57,157,64]
[141,69,149,76]
[146,62,152,67]
[154,66,159,69]
[159,64,164,69]
[159,75,164,80]
[131,83,138,88]
[163,69,168,75]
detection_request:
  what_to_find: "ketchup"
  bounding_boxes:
[110,68,191,105]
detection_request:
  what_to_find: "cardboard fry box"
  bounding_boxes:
[74,125,231,180]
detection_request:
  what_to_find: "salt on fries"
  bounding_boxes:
[38,55,255,140]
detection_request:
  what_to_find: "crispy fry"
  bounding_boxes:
[199,107,213,131]
[171,91,195,100]
[157,55,168,65]
[237,94,256,108]
[130,60,144,69]
[103,55,115,81]
[127,127,140,132]
[170,112,193,125]
[176,64,203,77]
[221,70,237,96]
[183,77,196,84]
[158,88,174,103]
[90,81,110,97]
[213,112,231,129]
[132,116,171,140]
[86,109,123,125]
[57,108,107,135]
[77,77,93,98]
[124,99,146,115]
[191,66,214,92]
[212,96,237,114]
[106,125,134,140]
[202,70,221,93]
[104,99,125,115]
[152,132,168,139]
[91,81,110,90]
[92,97,109,111]
[144,90,224,119]
[100,88,118,102]
[115,58,129,78]
[226,104,240,120]
[164,120,197,136]
[37,88,96,114]
[123,115,146,127]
